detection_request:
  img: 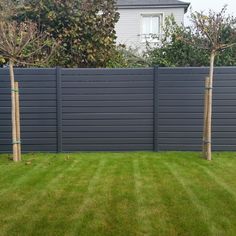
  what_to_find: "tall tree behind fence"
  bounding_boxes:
[1,67,236,153]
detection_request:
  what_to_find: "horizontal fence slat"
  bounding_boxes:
[0,88,56,94]
[158,144,236,151]
[62,144,153,152]
[159,94,236,100]
[159,132,236,138]
[62,126,153,132]
[0,120,56,126]
[62,101,153,107]
[159,67,236,74]
[0,68,56,75]
[62,81,153,88]
[63,138,153,144]
[62,88,153,95]
[62,94,153,101]
[1,139,56,145]
[63,107,153,113]
[62,74,153,82]
[159,74,236,81]
[159,106,236,113]
[0,101,56,107]
[0,132,56,139]
[0,126,57,132]
[0,145,57,153]
[63,113,153,120]
[159,125,236,132]
[61,68,153,75]
[62,132,153,138]
[1,81,56,88]
[62,119,153,126]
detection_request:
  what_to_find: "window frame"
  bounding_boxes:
[140,13,164,43]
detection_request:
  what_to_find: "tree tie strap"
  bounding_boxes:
[12,140,21,144]
[205,87,213,90]
[11,89,19,93]
[203,141,211,144]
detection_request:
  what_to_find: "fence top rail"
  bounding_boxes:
[0,68,56,75]
[0,66,236,76]
[61,68,153,76]
[159,67,236,74]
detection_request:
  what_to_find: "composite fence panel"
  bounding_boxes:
[61,68,154,151]
[0,69,57,152]
[158,67,236,151]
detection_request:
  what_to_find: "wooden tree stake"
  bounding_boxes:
[202,76,210,158]
[9,60,18,162]
[15,82,21,161]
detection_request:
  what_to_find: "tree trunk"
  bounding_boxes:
[205,52,215,161]
[9,60,18,162]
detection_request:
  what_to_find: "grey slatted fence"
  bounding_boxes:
[1,67,236,153]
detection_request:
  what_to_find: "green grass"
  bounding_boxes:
[0,152,236,236]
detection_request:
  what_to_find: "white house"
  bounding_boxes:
[115,0,190,48]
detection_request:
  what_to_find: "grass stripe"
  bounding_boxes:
[67,158,107,236]
[164,159,236,235]
[1,158,78,235]
[26,158,101,236]
[195,163,236,199]
[133,158,153,236]
[163,161,215,235]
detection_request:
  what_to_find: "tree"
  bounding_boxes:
[188,7,236,160]
[15,0,119,67]
[0,19,54,162]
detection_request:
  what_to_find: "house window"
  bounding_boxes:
[141,14,162,42]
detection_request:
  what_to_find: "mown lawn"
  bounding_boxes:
[0,152,236,236]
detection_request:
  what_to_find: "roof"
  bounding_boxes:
[117,0,190,12]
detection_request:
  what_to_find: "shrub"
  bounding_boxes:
[147,15,236,67]
[107,45,150,68]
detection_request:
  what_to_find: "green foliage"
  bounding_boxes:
[147,15,236,67]
[0,55,6,65]
[107,45,150,68]
[15,0,119,67]
[2,2,235,68]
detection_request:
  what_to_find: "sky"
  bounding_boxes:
[185,0,236,24]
